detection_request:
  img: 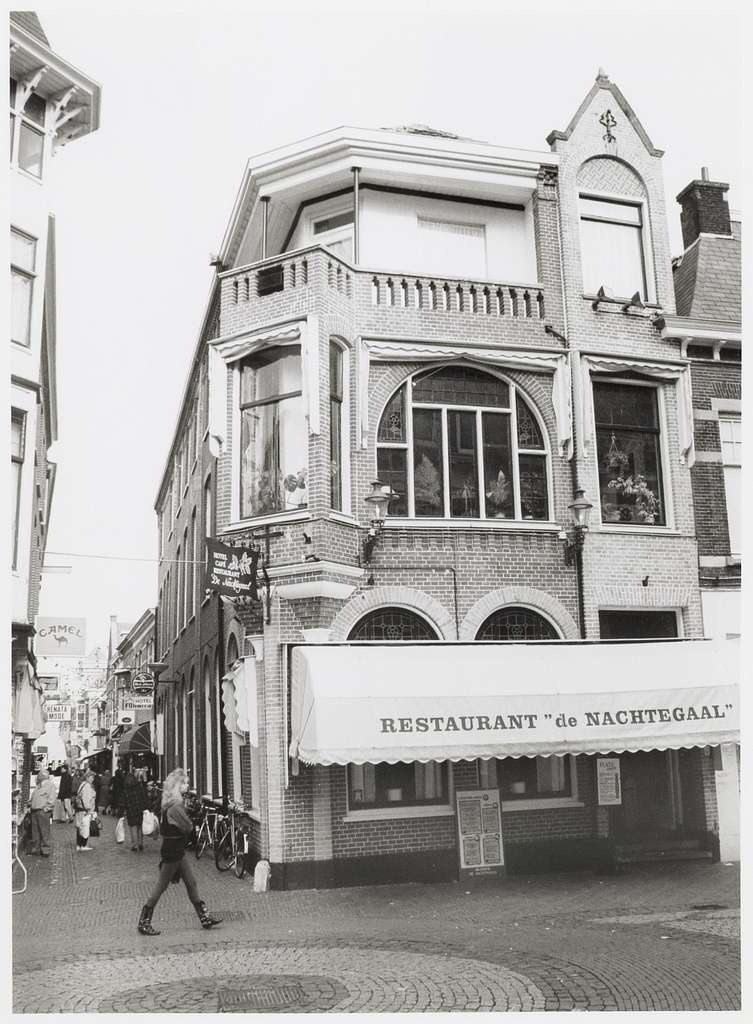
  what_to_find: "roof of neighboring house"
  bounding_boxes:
[10,10,50,45]
[672,232,741,321]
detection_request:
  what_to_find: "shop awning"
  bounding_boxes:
[117,721,152,756]
[221,658,259,744]
[289,639,739,766]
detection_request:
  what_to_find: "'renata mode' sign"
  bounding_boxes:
[205,540,259,600]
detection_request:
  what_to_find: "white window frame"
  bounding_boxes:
[329,338,351,515]
[578,191,656,305]
[9,80,47,181]
[591,376,674,532]
[309,203,355,261]
[11,408,27,570]
[343,762,455,822]
[11,227,37,347]
[377,367,554,525]
[478,754,583,812]
[719,414,741,558]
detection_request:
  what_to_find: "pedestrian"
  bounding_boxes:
[29,769,56,856]
[97,769,112,815]
[137,767,222,936]
[111,767,125,817]
[74,770,97,851]
[123,767,146,851]
[57,764,75,822]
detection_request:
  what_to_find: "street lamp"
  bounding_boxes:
[562,489,593,565]
[362,480,398,563]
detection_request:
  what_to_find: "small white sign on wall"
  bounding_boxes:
[597,757,622,805]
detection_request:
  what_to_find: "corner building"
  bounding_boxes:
[155,73,739,887]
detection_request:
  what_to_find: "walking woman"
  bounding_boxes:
[137,768,221,936]
[74,770,97,851]
[123,767,146,851]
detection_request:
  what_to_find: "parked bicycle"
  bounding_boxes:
[194,796,224,860]
[214,799,252,879]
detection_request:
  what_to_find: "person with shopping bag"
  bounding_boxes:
[137,768,222,936]
[123,767,146,851]
[74,771,97,852]
[57,763,75,822]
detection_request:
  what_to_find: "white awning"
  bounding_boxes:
[222,658,259,745]
[289,640,739,766]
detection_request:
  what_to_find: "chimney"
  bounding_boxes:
[676,169,731,249]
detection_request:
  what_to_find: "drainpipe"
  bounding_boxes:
[351,166,361,263]
[260,196,270,260]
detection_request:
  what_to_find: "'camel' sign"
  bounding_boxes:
[35,618,86,656]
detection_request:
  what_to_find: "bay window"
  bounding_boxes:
[579,196,647,300]
[594,381,665,526]
[11,228,36,347]
[377,366,550,521]
[239,345,307,518]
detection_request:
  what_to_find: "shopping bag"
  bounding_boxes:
[115,816,125,844]
[52,799,66,823]
[89,814,101,838]
[142,809,157,835]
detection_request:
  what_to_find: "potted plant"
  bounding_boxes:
[607,473,660,524]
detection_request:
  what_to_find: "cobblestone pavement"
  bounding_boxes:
[12,815,741,1012]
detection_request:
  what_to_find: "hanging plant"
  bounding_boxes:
[605,432,630,473]
[607,473,660,524]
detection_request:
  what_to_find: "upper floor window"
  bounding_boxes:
[239,345,307,518]
[330,342,343,510]
[476,607,559,641]
[594,381,665,527]
[719,415,741,557]
[579,196,646,300]
[348,607,438,642]
[11,409,26,569]
[10,79,46,179]
[377,366,551,521]
[11,228,36,346]
[313,208,354,260]
[599,610,678,639]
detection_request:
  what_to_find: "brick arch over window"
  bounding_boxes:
[329,586,454,641]
[577,155,647,199]
[460,587,578,641]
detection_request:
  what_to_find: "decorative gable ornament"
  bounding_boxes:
[599,109,617,143]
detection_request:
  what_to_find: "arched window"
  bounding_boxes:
[187,667,195,786]
[376,366,550,521]
[476,606,559,641]
[227,634,239,666]
[348,607,438,641]
[203,656,213,796]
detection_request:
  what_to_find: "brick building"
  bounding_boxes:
[10,12,101,805]
[154,72,739,886]
[104,610,157,774]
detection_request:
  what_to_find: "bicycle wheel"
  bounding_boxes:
[214,825,232,872]
[195,824,208,860]
[233,827,246,879]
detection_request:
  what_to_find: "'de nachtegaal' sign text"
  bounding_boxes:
[205,540,259,600]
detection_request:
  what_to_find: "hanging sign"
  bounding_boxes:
[34,617,86,656]
[205,540,259,600]
[45,703,73,722]
[597,757,622,805]
[131,671,154,695]
[456,789,505,878]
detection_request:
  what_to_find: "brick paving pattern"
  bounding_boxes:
[12,816,740,1012]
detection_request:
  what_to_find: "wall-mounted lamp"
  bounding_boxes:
[362,479,398,564]
[562,489,593,566]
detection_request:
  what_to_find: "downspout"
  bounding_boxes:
[352,166,361,263]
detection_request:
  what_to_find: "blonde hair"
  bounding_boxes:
[161,767,188,812]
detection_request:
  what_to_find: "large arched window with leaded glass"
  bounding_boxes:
[476,606,559,641]
[348,607,438,641]
[376,365,551,521]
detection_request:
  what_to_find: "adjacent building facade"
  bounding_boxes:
[154,72,739,886]
[10,12,101,803]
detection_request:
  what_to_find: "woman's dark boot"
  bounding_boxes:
[137,904,160,936]
[193,900,222,929]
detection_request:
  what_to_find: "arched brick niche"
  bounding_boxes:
[460,586,579,641]
[329,586,454,641]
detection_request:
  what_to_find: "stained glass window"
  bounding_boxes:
[476,607,558,641]
[348,608,437,641]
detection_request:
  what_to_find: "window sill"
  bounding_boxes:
[329,510,358,525]
[342,804,454,822]
[726,554,741,566]
[224,509,311,533]
[583,292,660,309]
[595,524,680,537]
[384,518,559,532]
[14,167,44,187]
[501,797,584,812]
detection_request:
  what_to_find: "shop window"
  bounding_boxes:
[348,761,449,810]
[594,381,665,526]
[579,195,647,300]
[11,228,36,346]
[476,607,559,641]
[239,345,307,518]
[719,415,741,557]
[376,367,550,521]
[348,607,438,642]
[599,610,679,639]
[313,208,354,260]
[329,342,343,510]
[479,756,573,800]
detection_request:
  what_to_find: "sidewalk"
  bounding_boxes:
[12,813,741,1012]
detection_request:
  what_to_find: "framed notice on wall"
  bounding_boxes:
[597,757,622,805]
[455,789,504,878]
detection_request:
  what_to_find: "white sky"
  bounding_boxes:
[31,0,742,653]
